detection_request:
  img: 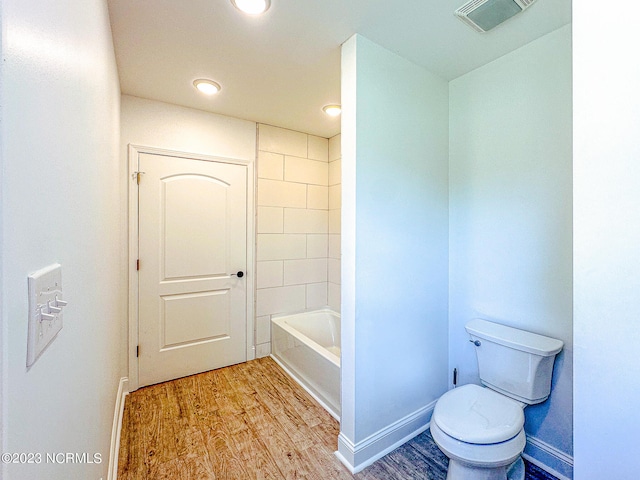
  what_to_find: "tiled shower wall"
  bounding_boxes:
[328,134,341,311]
[254,124,341,357]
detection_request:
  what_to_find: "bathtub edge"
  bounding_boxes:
[270,354,340,421]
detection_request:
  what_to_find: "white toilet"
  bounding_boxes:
[431,319,563,480]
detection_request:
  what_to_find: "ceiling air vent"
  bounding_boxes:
[455,0,538,32]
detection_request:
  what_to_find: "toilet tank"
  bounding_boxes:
[466,319,563,405]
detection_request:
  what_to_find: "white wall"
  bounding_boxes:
[1,0,5,469]
[339,34,449,471]
[120,95,256,163]
[1,1,123,478]
[449,25,573,477]
[573,3,640,478]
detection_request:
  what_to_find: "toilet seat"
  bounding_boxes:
[433,384,524,444]
[430,419,526,469]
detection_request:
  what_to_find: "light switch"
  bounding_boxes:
[27,263,66,367]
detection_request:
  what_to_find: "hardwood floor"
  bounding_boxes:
[118,356,557,480]
[118,357,354,479]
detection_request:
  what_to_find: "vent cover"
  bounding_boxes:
[455,0,538,32]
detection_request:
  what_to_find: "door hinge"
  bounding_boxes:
[132,171,145,185]
[136,345,139,357]
[136,259,140,271]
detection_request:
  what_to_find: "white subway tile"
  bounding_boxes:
[257,260,283,288]
[307,185,328,210]
[284,156,328,186]
[328,258,341,285]
[257,234,306,260]
[284,258,328,285]
[308,135,329,162]
[329,209,341,234]
[307,234,328,258]
[258,124,307,157]
[257,206,284,233]
[256,285,306,316]
[284,208,328,234]
[258,179,306,208]
[258,151,284,180]
[306,283,328,310]
[256,315,271,345]
[328,283,341,312]
[329,134,341,162]
[329,184,341,210]
[328,234,341,259]
[329,158,341,186]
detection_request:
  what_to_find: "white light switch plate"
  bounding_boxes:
[27,263,66,367]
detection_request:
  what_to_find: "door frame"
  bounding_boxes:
[127,144,255,391]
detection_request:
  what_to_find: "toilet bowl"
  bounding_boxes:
[432,319,564,480]
[431,384,526,480]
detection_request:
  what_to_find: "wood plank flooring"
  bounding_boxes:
[118,358,557,480]
[118,357,557,480]
[118,357,353,480]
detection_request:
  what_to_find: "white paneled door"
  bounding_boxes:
[137,152,248,387]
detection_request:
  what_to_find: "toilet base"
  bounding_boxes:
[446,456,525,480]
[507,457,525,480]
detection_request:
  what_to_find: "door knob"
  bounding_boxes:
[230,271,244,278]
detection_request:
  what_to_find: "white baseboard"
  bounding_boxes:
[335,401,436,474]
[524,434,573,480]
[107,377,129,480]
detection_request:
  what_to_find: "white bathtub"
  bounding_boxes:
[271,308,341,419]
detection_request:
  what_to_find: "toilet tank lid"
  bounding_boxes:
[465,319,563,356]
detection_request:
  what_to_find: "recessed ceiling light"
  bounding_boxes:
[231,0,271,15]
[323,105,342,117]
[193,79,221,95]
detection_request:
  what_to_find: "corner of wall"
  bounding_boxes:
[336,401,436,474]
[524,435,574,480]
[447,24,573,475]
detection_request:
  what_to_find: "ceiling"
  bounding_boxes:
[107,0,571,138]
